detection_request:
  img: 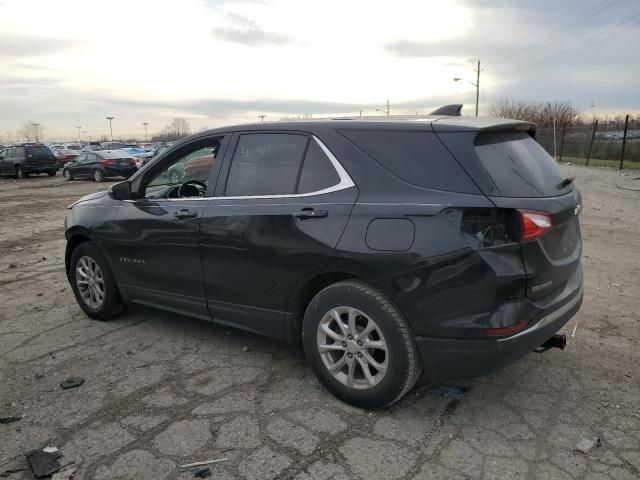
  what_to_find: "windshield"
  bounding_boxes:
[474,131,571,198]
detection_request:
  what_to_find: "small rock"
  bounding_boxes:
[241,346,249,353]
[37,293,43,296]
[34,229,41,235]
[194,467,212,478]
[60,376,84,390]
[8,264,17,269]
[576,437,595,454]
[14,246,24,252]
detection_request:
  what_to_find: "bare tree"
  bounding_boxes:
[151,118,192,142]
[18,121,45,142]
[490,98,580,126]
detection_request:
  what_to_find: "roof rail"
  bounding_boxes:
[429,104,463,116]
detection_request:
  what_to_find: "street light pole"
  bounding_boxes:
[76,126,82,143]
[376,98,390,116]
[258,115,266,122]
[142,122,149,141]
[453,59,481,116]
[106,117,114,141]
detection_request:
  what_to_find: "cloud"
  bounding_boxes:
[211,26,294,46]
[0,34,75,58]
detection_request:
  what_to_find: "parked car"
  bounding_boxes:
[64,114,583,408]
[53,147,80,167]
[139,143,155,152]
[65,143,83,151]
[62,150,137,182]
[122,147,153,169]
[166,148,215,183]
[0,144,57,178]
[100,141,126,150]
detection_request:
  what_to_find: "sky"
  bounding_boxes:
[0,0,638,141]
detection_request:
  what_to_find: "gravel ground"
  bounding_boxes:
[0,166,639,480]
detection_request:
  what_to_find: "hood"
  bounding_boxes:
[67,190,108,209]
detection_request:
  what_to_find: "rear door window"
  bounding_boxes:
[27,146,50,156]
[474,132,569,197]
[225,133,308,196]
[297,139,341,193]
[338,129,478,193]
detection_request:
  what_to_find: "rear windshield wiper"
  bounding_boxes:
[559,176,575,188]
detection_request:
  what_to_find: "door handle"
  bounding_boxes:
[174,209,198,219]
[292,208,329,220]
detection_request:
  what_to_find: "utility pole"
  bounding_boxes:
[376,99,390,116]
[475,59,480,117]
[142,122,149,141]
[5,131,10,144]
[32,123,40,143]
[76,126,82,143]
[258,115,266,123]
[106,116,114,141]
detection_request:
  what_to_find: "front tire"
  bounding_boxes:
[16,166,27,178]
[302,280,422,409]
[69,242,126,320]
[93,169,105,182]
[63,169,73,181]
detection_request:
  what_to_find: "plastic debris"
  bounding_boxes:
[60,377,84,390]
[576,437,595,454]
[194,467,212,478]
[43,446,59,453]
[179,458,229,469]
[0,415,22,424]
[25,449,63,478]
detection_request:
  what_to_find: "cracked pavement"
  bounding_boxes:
[1,165,639,479]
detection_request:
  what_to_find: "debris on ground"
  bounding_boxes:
[25,449,63,478]
[576,437,595,454]
[436,386,466,401]
[179,458,229,469]
[194,467,212,478]
[596,437,602,448]
[59,377,84,390]
[241,346,249,352]
[0,415,23,424]
[42,446,59,454]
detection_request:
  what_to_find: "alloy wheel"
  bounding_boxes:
[75,256,105,309]
[316,306,388,390]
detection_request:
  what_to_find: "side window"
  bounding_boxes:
[297,139,341,193]
[225,133,308,196]
[144,140,221,199]
[339,129,478,193]
[86,154,97,162]
[75,154,87,163]
[15,147,25,158]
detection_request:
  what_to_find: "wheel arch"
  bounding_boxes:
[65,229,93,280]
[287,271,362,341]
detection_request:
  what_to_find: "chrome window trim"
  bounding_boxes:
[125,135,355,203]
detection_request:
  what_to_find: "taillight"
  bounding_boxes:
[459,209,515,249]
[100,159,117,165]
[517,209,553,241]
[486,321,529,337]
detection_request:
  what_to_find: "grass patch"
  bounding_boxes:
[558,156,640,171]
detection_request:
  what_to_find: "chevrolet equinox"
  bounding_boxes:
[64,112,583,408]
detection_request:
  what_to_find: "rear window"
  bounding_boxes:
[338,129,478,193]
[474,132,569,197]
[26,146,50,156]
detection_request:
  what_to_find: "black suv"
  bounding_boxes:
[0,144,57,178]
[64,114,583,408]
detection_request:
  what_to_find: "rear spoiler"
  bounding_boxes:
[429,104,463,116]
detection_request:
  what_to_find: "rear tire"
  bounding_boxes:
[16,166,27,179]
[63,169,73,181]
[69,242,126,321]
[93,169,105,182]
[302,280,422,409]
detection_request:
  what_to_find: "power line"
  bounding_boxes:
[486,0,585,59]
[495,0,619,63]
[509,14,640,77]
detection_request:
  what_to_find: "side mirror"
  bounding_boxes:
[110,180,132,201]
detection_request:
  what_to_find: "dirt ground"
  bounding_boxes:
[0,166,639,480]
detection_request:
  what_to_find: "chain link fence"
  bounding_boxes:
[535,115,640,169]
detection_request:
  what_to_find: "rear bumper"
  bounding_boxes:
[415,275,583,382]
